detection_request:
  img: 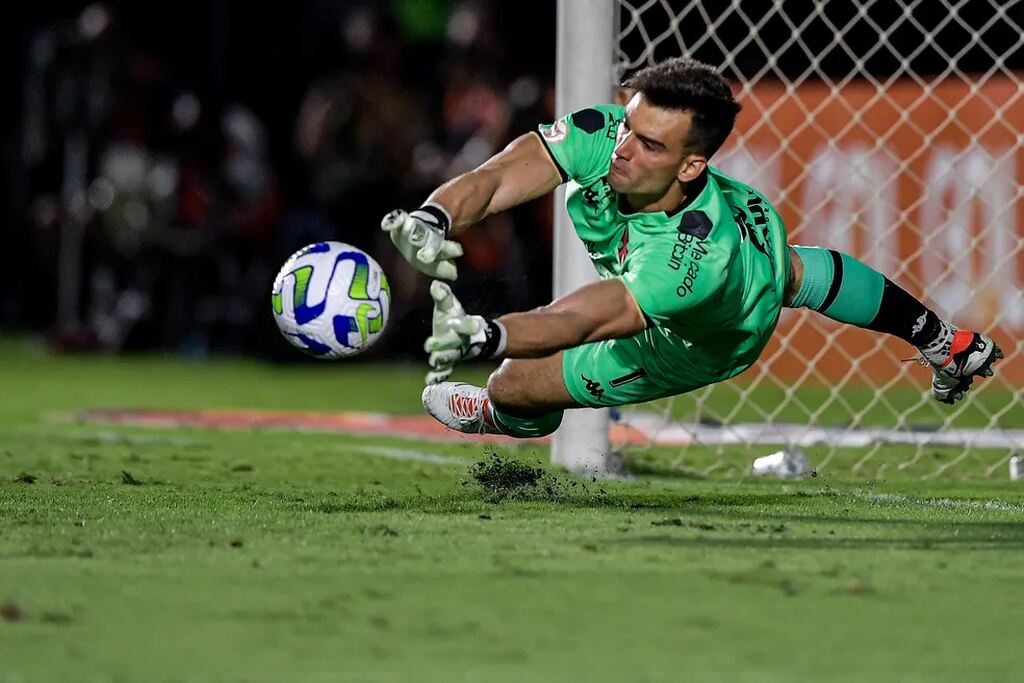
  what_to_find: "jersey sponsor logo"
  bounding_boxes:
[746,193,769,227]
[541,121,568,143]
[667,230,708,271]
[606,116,623,140]
[736,192,777,282]
[676,258,702,297]
[668,232,709,296]
[581,374,605,400]
[617,227,629,264]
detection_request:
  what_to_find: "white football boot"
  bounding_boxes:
[421,382,502,434]
[923,330,1003,405]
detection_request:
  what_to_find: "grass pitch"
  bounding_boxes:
[1,337,1022,682]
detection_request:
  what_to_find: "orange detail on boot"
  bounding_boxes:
[943,330,974,367]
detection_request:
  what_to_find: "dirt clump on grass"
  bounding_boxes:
[470,453,588,503]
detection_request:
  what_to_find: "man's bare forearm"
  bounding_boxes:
[496,308,593,358]
[496,279,648,358]
[426,168,501,234]
[424,133,562,235]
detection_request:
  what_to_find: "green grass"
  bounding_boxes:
[1,335,1023,682]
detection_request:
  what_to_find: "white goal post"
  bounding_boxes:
[550,0,616,477]
[552,0,1023,478]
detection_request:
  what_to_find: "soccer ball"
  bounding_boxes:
[271,241,391,358]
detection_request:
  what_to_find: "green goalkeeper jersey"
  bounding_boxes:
[537,104,789,386]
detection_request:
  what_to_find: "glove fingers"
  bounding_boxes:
[447,317,480,335]
[432,260,458,281]
[424,330,461,353]
[429,349,462,368]
[406,221,428,247]
[429,280,452,304]
[416,240,441,264]
[381,210,406,232]
[425,367,453,385]
[429,281,464,315]
[437,240,463,260]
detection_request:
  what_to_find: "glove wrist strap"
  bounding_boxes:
[411,202,452,237]
[467,318,508,360]
[484,319,508,359]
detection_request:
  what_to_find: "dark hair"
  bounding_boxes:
[623,58,741,158]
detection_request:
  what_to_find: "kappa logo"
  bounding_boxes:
[581,374,605,400]
[912,312,928,337]
[541,121,568,144]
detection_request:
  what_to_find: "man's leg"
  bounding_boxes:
[421,353,577,437]
[786,246,1002,404]
[421,333,688,437]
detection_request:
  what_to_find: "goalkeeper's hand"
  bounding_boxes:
[423,280,507,385]
[381,204,463,281]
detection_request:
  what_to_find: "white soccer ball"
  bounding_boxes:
[271,241,391,358]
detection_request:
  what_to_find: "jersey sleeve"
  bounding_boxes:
[536,104,623,186]
[618,211,733,326]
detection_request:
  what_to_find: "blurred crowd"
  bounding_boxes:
[1,1,557,359]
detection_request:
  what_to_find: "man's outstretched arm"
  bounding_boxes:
[424,278,646,383]
[496,278,646,358]
[428,132,563,234]
[382,133,562,280]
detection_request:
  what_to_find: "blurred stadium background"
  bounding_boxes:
[1,0,558,359]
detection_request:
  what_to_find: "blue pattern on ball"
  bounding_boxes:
[332,315,359,348]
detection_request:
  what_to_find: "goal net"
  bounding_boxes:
[608,0,1023,478]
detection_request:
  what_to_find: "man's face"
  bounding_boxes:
[608,92,704,195]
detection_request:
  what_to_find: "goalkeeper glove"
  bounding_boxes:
[381,203,463,281]
[423,280,507,385]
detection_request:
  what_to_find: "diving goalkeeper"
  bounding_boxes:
[381,58,1002,439]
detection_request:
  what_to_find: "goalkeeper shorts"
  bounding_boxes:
[561,332,751,409]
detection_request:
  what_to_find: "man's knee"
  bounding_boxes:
[486,355,575,416]
[486,360,524,412]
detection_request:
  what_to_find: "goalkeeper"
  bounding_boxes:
[381,58,1002,439]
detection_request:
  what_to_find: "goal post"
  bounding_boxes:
[553,1,1023,478]
[550,0,615,476]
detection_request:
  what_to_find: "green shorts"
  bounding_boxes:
[562,333,730,409]
[562,247,791,409]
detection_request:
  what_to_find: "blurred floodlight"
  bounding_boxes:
[343,9,375,52]
[446,3,481,47]
[148,162,178,200]
[102,144,148,193]
[88,178,115,211]
[78,3,111,41]
[222,105,266,153]
[172,93,201,131]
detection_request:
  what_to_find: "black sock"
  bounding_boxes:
[867,279,939,345]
